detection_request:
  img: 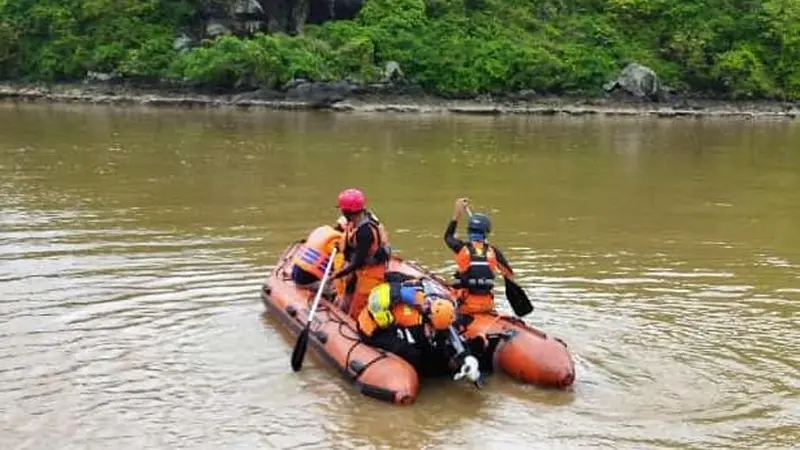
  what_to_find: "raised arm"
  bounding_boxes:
[444,198,470,253]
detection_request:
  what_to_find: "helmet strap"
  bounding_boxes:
[468,232,486,241]
[341,210,362,220]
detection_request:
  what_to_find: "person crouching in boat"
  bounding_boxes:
[358,280,460,377]
[445,198,514,316]
[290,218,347,297]
[330,188,392,319]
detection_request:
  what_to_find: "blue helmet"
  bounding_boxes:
[467,213,491,235]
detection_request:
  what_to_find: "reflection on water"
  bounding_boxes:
[1,103,798,449]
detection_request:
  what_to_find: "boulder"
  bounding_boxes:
[234,0,266,33]
[604,63,666,102]
[234,0,263,14]
[382,61,404,83]
[173,34,194,53]
[205,20,233,37]
[85,71,116,82]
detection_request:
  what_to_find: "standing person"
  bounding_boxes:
[444,198,514,316]
[330,188,391,319]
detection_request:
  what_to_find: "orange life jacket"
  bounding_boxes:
[455,241,498,294]
[292,225,342,278]
[391,302,424,327]
[343,210,391,265]
[357,285,424,337]
[341,211,392,319]
[357,303,425,337]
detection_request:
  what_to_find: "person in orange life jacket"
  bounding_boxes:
[329,188,391,319]
[358,279,465,377]
[290,216,348,297]
[445,198,514,315]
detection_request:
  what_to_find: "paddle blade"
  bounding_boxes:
[504,277,534,317]
[290,326,310,372]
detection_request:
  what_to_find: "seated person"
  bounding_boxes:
[291,217,347,296]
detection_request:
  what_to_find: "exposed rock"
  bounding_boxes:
[216,0,267,35]
[382,61,404,83]
[259,1,284,33]
[234,0,263,14]
[206,20,233,37]
[282,78,308,91]
[507,89,538,102]
[194,0,366,38]
[604,63,666,102]
[362,82,426,97]
[289,0,311,35]
[232,87,284,102]
[284,79,362,106]
[85,72,116,83]
[241,20,264,34]
[173,34,194,53]
[256,0,316,35]
[2,82,799,119]
[308,0,364,24]
[308,0,335,23]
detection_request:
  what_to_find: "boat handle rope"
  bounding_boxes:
[322,303,389,381]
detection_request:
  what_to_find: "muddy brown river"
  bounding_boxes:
[1,103,798,449]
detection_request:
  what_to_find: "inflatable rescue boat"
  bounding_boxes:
[261,241,575,405]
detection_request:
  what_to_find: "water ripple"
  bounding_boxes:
[503,246,798,448]
[0,211,288,449]
[3,110,799,449]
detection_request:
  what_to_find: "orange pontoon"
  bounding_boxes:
[396,259,576,389]
[261,242,420,405]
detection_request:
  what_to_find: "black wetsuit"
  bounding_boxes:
[443,220,513,269]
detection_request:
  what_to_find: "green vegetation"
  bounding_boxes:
[1,0,798,99]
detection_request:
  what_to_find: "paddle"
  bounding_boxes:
[290,247,338,372]
[464,206,534,317]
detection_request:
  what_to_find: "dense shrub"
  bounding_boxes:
[1,0,798,99]
[0,0,192,80]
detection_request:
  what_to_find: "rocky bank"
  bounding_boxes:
[1,64,798,119]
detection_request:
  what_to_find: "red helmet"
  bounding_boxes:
[337,188,366,213]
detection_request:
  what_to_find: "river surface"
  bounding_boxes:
[1,103,798,449]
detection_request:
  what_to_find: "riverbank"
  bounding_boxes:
[1,82,798,119]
